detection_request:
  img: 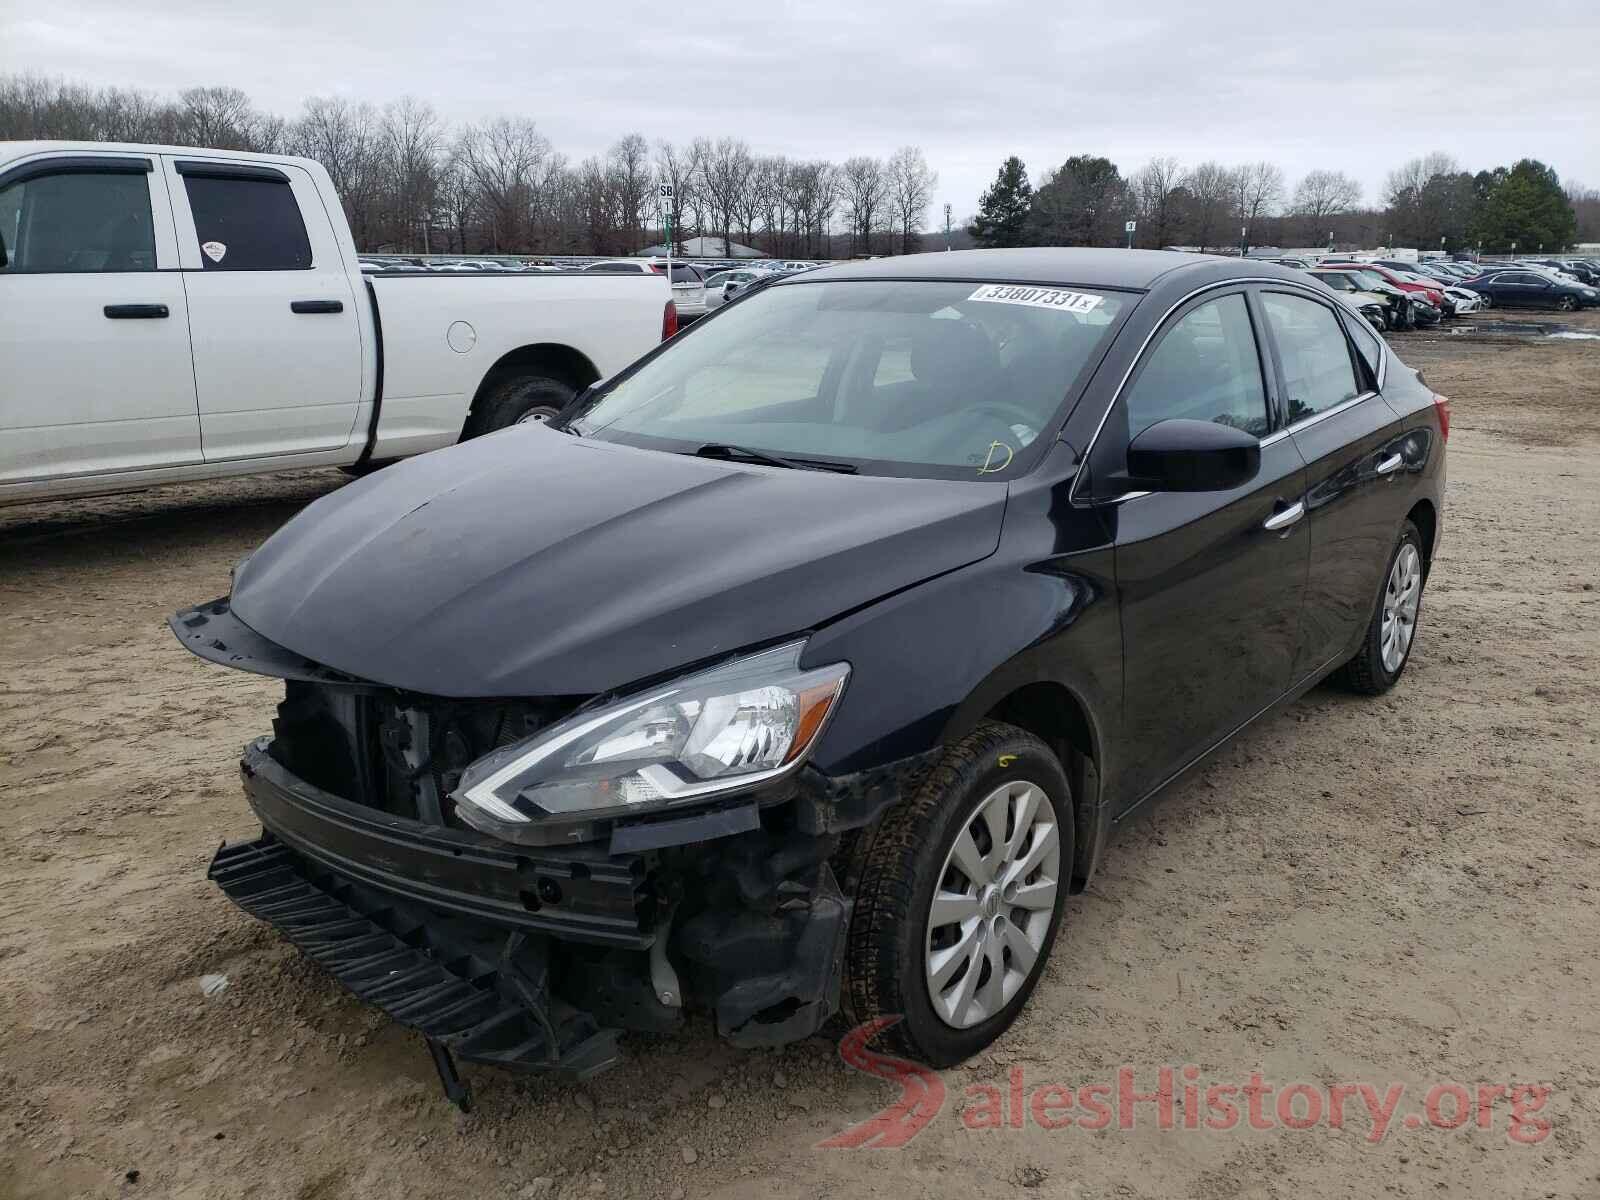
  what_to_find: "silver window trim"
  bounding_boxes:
[1069,276,1386,505]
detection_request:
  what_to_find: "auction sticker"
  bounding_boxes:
[201,241,227,263]
[968,284,1102,314]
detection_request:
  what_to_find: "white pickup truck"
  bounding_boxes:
[0,141,674,504]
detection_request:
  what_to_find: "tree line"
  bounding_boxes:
[0,74,937,258]
[971,152,1594,254]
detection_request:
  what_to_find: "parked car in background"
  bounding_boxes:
[0,141,673,502]
[703,267,773,310]
[1348,264,1449,311]
[583,259,658,274]
[1460,268,1597,310]
[1305,268,1393,329]
[175,248,1446,1098]
[667,263,711,319]
[1314,266,1419,329]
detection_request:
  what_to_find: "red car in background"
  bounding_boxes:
[1320,263,1448,308]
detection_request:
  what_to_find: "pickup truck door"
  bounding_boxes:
[0,152,201,485]
[163,157,363,461]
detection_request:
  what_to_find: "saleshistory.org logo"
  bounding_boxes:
[818,1019,1553,1148]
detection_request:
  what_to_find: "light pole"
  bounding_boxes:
[944,203,952,252]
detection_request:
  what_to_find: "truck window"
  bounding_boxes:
[182,175,312,270]
[0,170,155,273]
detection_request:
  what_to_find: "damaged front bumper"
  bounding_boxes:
[216,739,860,1095]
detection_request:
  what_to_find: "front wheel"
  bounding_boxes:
[1557,295,1578,312]
[1334,520,1426,694]
[844,721,1073,1067]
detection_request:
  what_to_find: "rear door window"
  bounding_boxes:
[0,168,155,273]
[1261,292,1360,423]
[183,174,311,270]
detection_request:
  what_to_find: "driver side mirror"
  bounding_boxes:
[1119,419,1261,493]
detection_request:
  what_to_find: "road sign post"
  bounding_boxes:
[659,182,675,288]
[1125,219,1137,249]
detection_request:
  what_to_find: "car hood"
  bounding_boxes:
[229,428,1008,697]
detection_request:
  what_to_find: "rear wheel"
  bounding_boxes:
[465,369,578,438]
[844,721,1072,1066]
[1334,520,1425,695]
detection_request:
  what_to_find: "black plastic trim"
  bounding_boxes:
[174,159,290,183]
[0,155,152,190]
[239,739,652,949]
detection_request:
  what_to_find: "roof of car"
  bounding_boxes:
[788,247,1307,292]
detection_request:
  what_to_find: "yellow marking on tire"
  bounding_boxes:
[998,754,1017,767]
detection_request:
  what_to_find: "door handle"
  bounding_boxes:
[1375,452,1404,476]
[1263,499,1305,532]
[104,304,169,319]
[290,299,344,314]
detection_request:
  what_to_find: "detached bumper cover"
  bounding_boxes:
[209,836,621,1076]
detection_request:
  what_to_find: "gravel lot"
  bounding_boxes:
[3,309,1598,1200]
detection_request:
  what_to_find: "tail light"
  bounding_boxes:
[662,300,678,341]
[1432,393,1451,441]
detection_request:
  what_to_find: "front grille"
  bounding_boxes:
[268,681,578,827]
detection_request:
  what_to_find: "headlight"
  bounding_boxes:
[453,641,849,840]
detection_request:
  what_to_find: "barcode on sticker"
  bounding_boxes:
[968,284,1103,314]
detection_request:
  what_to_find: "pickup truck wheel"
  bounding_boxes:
[1334,520,1425,695]
[844,721,1072,1068]
[467,370,578,437]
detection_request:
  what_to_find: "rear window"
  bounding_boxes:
[183,175,311,270]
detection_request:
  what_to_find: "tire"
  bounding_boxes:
[844,721,1073,1067]
[1557,295,1578,313]
[1334,519,1426,695]
[465,369,578,438]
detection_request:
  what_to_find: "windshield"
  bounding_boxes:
[568,279,1130,479]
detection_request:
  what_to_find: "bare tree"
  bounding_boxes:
[1130,156,1185,249]
[653,140,698,252]
[1291,169,1361,243]
[178,86,267,150]
[607,133,651,254]
[1232,161,1285,248]
[380,97,443,252]
[698,137,753,257]
[840,156,888,256]
[454,116,553,251]
[290,97,382,247]
[886,145,936,254]
[1185,161,1235,252]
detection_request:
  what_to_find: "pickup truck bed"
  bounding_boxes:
[0,140,670,503]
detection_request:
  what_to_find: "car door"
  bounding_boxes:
[1092,288,1309,809]
[164,157,363,461]
[1257,287,1410,680]
[1491,271,1539,308]
[0,153,200,486]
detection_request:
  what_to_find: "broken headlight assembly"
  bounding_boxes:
[453,641,848,841]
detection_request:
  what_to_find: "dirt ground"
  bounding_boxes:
[3,308,1599,1200]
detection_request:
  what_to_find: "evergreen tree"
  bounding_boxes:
[1028,155,1128,246]
[968,156,1033,248]
[1471,159,1578,252]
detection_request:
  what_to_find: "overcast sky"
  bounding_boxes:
[7,0,1600,224]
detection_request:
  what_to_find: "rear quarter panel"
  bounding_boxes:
[368,273,669,457]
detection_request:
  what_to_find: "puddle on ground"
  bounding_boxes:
[1440,321,1598,340]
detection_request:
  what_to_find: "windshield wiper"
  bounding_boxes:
[693,443,857,474]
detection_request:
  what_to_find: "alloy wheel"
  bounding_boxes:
[1381,543,1422,673]
[924,780,1060,1029]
